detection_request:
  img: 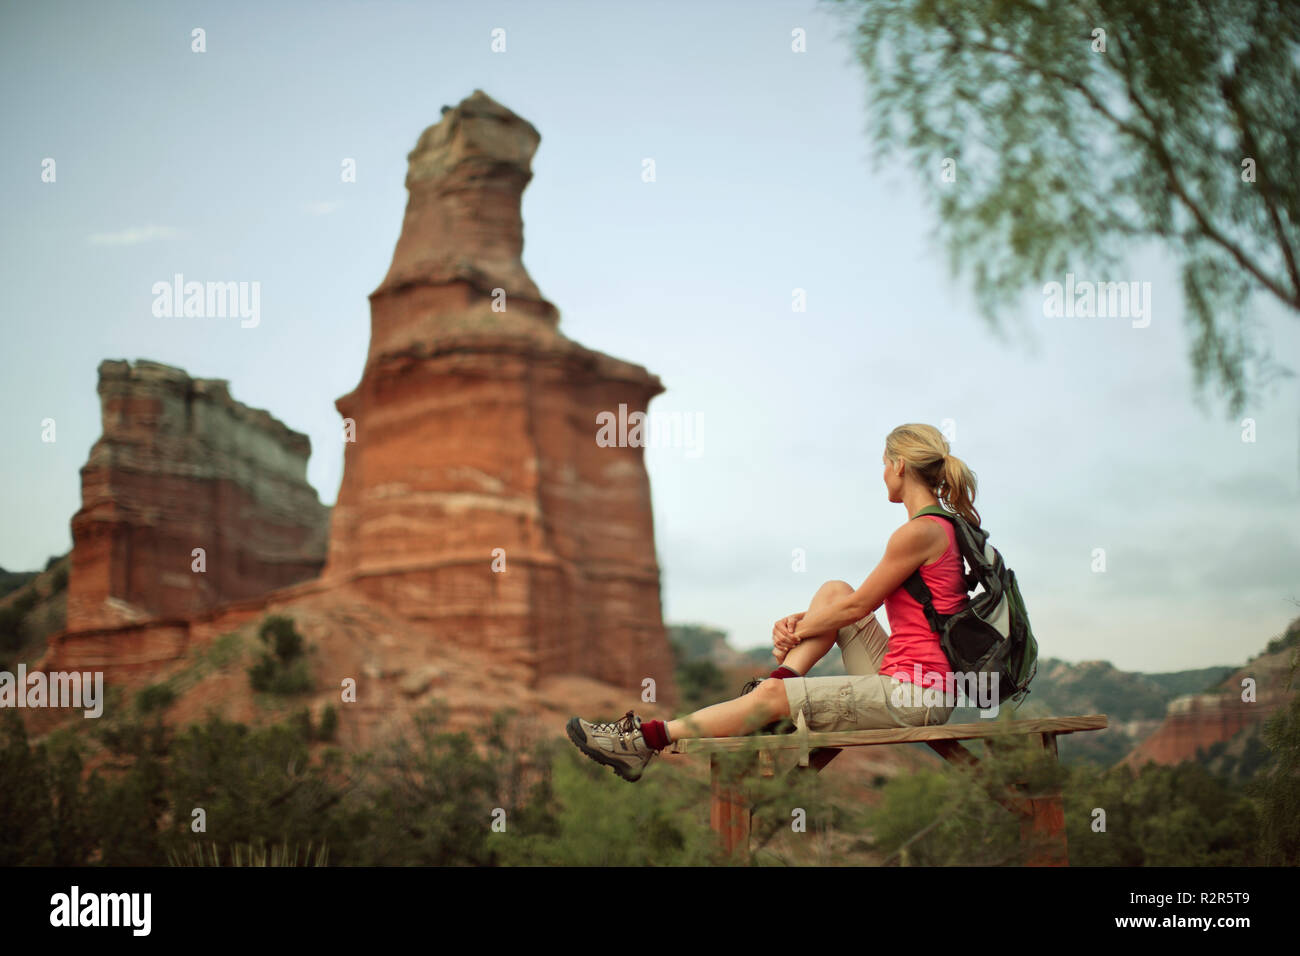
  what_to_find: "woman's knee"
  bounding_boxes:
[755,676,792,717]
[814,580,853,603]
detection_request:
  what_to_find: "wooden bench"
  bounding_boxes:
[668,713,1108,865]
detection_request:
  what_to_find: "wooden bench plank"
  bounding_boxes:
[669,714,1108,755]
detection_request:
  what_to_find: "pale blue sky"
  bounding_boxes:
[2,0,1297,672]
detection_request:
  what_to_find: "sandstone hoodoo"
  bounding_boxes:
[323,90,677,698]
[67,359,330,632]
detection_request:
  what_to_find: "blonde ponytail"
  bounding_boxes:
[940,452,980,528]
[884,423,981,527]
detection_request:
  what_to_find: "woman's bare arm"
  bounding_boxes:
[787,520,942,643]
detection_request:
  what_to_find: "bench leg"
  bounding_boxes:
[1022,733,1068,867]
[1021,793,1068,866]
[710,752,751,858]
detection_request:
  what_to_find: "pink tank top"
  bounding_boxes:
[880,515,970,687]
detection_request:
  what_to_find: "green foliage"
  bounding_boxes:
[261,615,304,662]
[862,730,1061,865]
[51,564,69,594]
[0,589,38,653]
[317,705,338,742]
[1030,660,1173,722]
[136,683,176,715]
[247,615,313,695]
[859,717,1263,866]
[341,706,535,865]
[667,624,731,660]
[1258,616,1300,659]
[1247,648,1300,864]
[287,705,338,743]
[744,753,860,864]
[493,747,720,866]
[0,568,38,601]
[1201,731,1273,783]
[2,671,1292,865]
[162,716,347,865]
[1067,760,1259,865]
[0,712,58,865]
[0,699,730,867]
[673,654,728,712]
[828,0,1300,413]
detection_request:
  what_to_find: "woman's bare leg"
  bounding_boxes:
[662,580,856,741]
[667,677,789,740]
[777,579,855,675]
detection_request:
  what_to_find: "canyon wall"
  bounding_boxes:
[66,359,330,632]
[1121,640,1297,768]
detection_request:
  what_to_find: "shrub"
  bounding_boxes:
[318,705,338,742]
[136,684,176,714]
[1249,678,1300,865]
[261,615,304,663]
[0,590,38,652]
[247,615,313,695]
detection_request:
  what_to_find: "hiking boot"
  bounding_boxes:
[740,676,797,735]
[565,710,658,782]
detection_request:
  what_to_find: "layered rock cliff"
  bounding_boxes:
[323,90,676,696]
[67,359,330,631]
[1121,638,1297,769]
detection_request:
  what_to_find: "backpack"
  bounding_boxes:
[901,505,1038,707]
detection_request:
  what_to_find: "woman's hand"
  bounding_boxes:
[772,613,805,659]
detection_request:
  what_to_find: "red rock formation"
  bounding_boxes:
[67,360,330,631]
[1120,637,1299,769]
[1121,693,1273,767]
[323,90,676,700]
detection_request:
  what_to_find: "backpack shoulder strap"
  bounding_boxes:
[902,571,946,634]
[904,506,963,632]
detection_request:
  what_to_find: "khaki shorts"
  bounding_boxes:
[783,613,955,732]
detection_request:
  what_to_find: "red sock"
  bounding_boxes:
[770,665,800,679]
[641,718,671,750]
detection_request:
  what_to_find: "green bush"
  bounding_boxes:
[136,684,177,715]
[318,705,338,742]
[0,590,38,653]
[261,615,304,663]
[671,649,727,713]
[2,676,1290,866]
[492,747,720,866]
[1249,674,1300,865]
[857,725,1262,867]
[247,615,313,695]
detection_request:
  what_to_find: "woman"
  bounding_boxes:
[566,423,979,782]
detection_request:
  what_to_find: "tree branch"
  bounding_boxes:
[1221,65,1300,303]
[1106,33,1299,309]
[941,19,1299,310]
